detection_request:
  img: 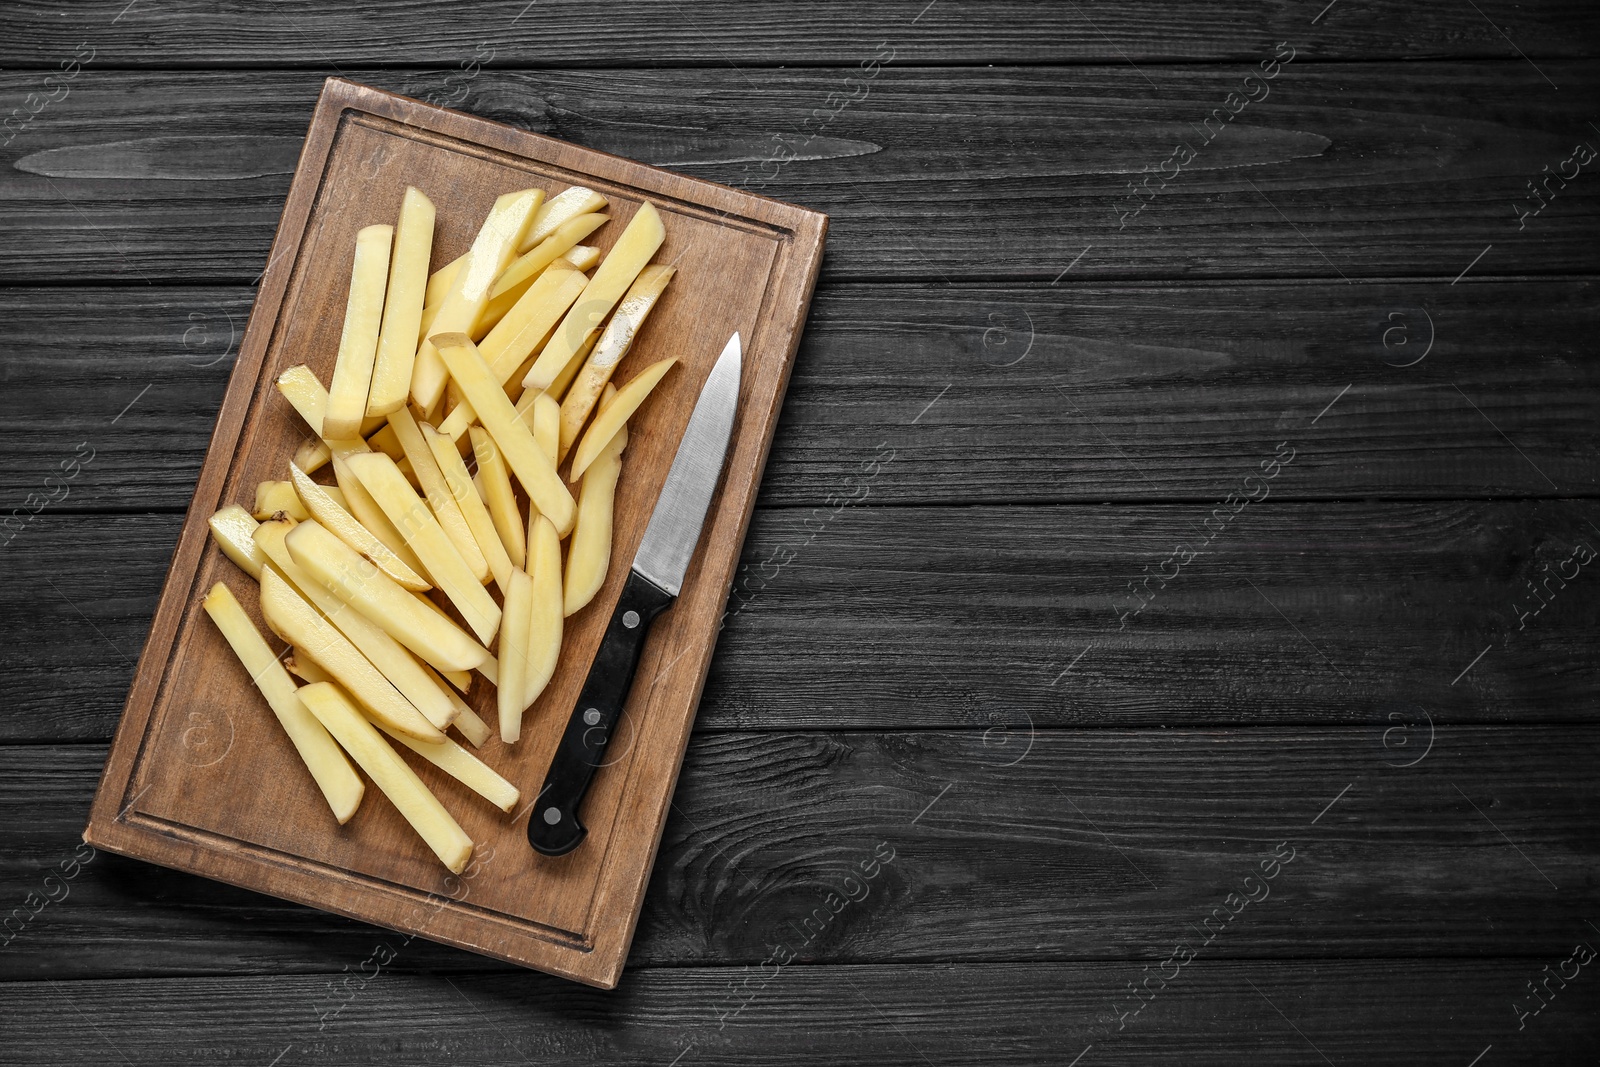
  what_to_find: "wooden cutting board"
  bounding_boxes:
[83,77,827,989]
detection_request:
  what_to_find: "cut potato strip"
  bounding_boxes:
[388,408,490,584]
[497,567,533,743]
[415,660,491,747]
[380,722,519,812]
[208,505,265,579]
[470,426,525,569]
[331,454,429,579]
[284,519,488,673]
[298,682,473,874]
[522,202,665,394]
[440,666,471,692]
[255,518,457,732]
[521,187,608,254]
[288,462,430,591]
[253,480,309,521]
[286,648,333,685]
[563,245,601,272]
[324,224,393,440]
[277,365,382,451]
[294,437,331,475]
[431,333,576,536]
[489,211,608,302]
[524,515,563,709]
[546,327,599,402]
[559,264,675,461]
[422,423,513,593]
[202,583,364,823]
[570,357,678,480]
[423,257,460,312]
[344,452,502,644]
[436,266,588,440]
[410,188,544,412]
[564,420,627,616]
[532,391,560,468]
[366,421,405,461]
[258,567,445,742]
[368,187,436,416]
[476,653,499,688]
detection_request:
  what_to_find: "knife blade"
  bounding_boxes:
[527,332,743,856]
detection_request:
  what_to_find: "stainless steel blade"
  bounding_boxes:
[630,332,742,596]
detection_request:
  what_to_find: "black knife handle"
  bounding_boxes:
[527,571,676,856]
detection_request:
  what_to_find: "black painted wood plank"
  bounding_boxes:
[3,501,1595,741]
[1,731,1594,979]
[7,1,1599,67]
[2,65,1597,282]
[0,959,1593,1064]
[3,280,1595,513]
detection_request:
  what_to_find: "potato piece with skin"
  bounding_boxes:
[431,333,576,536]
[497,566,533,744]
[253,480,309,521]
[368,187,436,416]
[209,505,265,579]
[470,426,525,570]
[523,515,563,709]
[286,648,333,685]
[436,266,588,440]
[563,245,601,272]
[379,720,519,812]
[294,437,331,475]
[473,226,605,341]
[522,203,665,395]
[421,423,513,593]
[255,518,458,731]
[569,357,678,479]
[558,264,674,461]
[564,420,627,616]
[546,328,599,402]
[522,187,608,253]
[298,682,473,874]
[344,452,502,644]
[283,519,488,673]
[288,462,430,592]
[258,567,444,742]
[202,583,364,824]
[410,188,544,412]
[366,422,405,461]
[277,365,383,450]
[325,224,393,440]
[489,212,609,302]
[387,408,490,584]
[331,454,429,579]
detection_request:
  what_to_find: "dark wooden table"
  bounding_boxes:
[3,3,1598,1063]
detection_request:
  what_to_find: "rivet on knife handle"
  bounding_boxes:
[527,571,674,856]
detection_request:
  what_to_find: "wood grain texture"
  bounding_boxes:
[4,279,1596,511]
[6,500,1597,741]
[7,1,1600,66]
[1,959,1594,1064]
[4,729,1597,978]
[81,78,826,989]
[4,65,1598,282]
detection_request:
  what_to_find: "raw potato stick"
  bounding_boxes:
[295,436,331,475]
[521,186,608,254]
[288,462,430,591]
[416,660,493,747]
[324,224,393,440]
[254,518,458,732]
[298,682,474,875]
[522,202,665,394]
[287,648,333,685]
[421,423,513,593]
[368,187,436,416]
[524,515,563,709]
[208,505,265,579]
[202,583,364,823]
[379,722,520,812]
[431,333,576,536]
[253,480,309,521]
[283,519,489,673]
[470,426,525,569]
[410,188,543,412]
[569,357,678,479]
[344,452,502,644]
[387,408,490,584]
[558,264,674,461]
[497,566,533,743]
[258,568,445,742]
[488,211,608,304]
[532,392,560,468]
[564,419,628,615]
[277,365,383,449]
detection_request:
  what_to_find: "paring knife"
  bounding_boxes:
[527,332,743,856]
